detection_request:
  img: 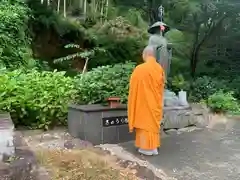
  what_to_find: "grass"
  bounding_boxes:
[36,148,138,180]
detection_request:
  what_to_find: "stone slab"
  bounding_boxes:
[120,119,240,180]
[69,104,190,112]
[68,105,134,145]
[69,104,127,112]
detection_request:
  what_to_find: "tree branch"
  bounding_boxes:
[197,14,227,49]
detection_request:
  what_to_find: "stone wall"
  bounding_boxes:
[163,105,210,130]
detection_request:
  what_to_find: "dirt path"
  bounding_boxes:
[22,128,156,180]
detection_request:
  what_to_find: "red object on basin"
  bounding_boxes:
[107,97,121,108]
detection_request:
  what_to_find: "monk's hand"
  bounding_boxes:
[129,129,133,133]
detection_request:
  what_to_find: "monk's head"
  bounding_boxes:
[142,46,156,62]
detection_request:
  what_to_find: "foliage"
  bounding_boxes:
[189,76,227,102]
[74,62,136,104]
[92,16,146,40]
[2,0,240,131]
[50,12,148,70]
[85,17,147,68]
[54,44,106,69]
[123,8,148,28]
[0,0,34,68]
[0,69,77,130]
[26,0,87,72]
[207,90,239,113]
[167,74,190,93]
[165,29,191,60]
[228,77,240,99]
[27,0,85,35]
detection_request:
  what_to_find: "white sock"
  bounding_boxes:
[138,149,153,155]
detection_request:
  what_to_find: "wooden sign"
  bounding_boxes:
[102,116,128,127]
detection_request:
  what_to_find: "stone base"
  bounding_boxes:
[162,105,209,130]
[68,104,134,145]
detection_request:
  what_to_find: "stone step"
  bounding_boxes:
[0,113,50,180]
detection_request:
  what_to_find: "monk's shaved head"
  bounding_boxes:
[142,46,155,62]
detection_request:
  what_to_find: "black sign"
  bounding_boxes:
[102,116,128,127]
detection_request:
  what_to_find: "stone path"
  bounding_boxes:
[99,117,240,180]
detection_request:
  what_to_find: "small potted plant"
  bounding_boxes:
[107,97,121,108]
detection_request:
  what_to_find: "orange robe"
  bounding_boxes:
[128,56,165,150]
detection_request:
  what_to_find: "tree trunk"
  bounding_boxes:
[189,13,227,78]
[57,0,60,13]
[190,45,201,78]
[105,0,109,20]
[147,0,153,24]
[83,0,87,18]
[63,0,66,17]
[190,23,200,78]
[79,0,82,8]
[100,0,105,23]
[147,0,159,24]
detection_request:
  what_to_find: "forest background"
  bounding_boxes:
[0,0,239,129]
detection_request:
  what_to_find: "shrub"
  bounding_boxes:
[167,74,190,93]
[189,76,228,102]
[74,62,136,104]
[86,17,147,68]
[0,0,34,68]
[206,90,239,113]
[228,77,240,99]
[0,69,77,129]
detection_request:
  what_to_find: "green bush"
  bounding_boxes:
[0,69,77,129]
[189,76,228,102]
[228,77,240,99]
[0,0,34,68]
[167,74,190,93]
[86,17,147,68]
[207,90,239,113]
[74,62,136,104]
[0,62,135,129]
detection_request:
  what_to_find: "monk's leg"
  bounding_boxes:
[135,128,160,155]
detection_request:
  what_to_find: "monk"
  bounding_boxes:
[128,46,165,156]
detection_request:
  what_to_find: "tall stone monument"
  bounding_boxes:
[147,5,187,107]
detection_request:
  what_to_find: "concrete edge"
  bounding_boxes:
[0,113,50,180]
[95,144,177,180]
